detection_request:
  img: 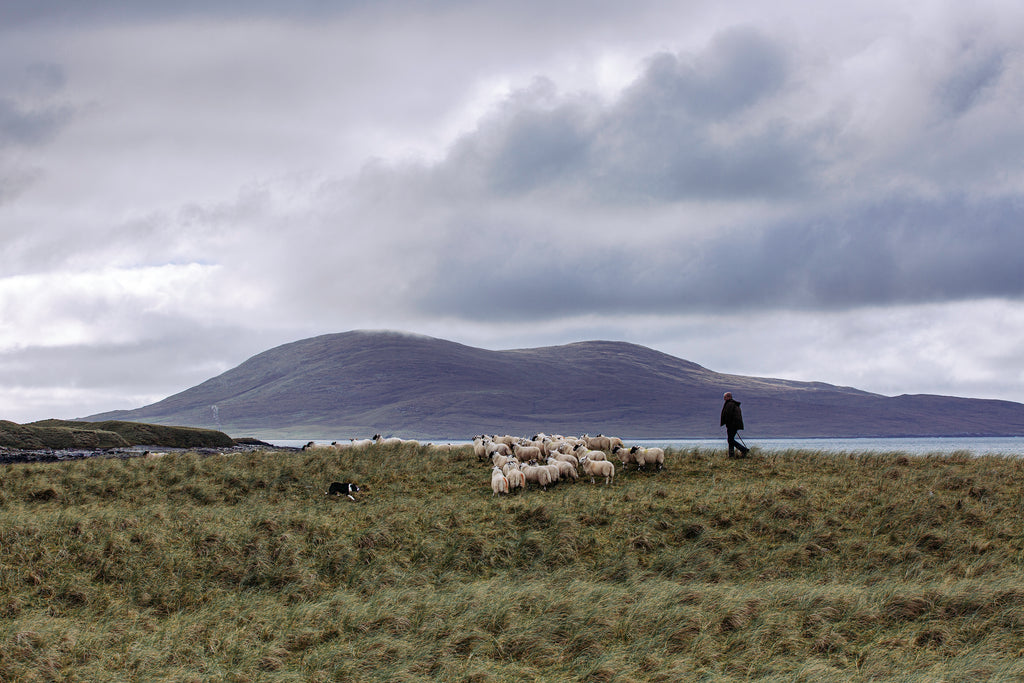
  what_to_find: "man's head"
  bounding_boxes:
[723,392,733,401]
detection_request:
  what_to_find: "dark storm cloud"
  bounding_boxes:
[412,195,1024,320]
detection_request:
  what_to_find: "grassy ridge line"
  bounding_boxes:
[2,444,1024,681]
[1,419,236,450]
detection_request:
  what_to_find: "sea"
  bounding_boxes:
[267,436,1024,457]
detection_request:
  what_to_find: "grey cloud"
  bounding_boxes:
[0,167,40,206]
[0,328,276,398]
[0,63,73,203]
[411,195,1024,321]
[442,27,810,202]
[626,27,789,120]
[0,98,73,148]
[938,45,1006,117]
[0,1,372,27]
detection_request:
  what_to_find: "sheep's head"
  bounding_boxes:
[630,445,641,454]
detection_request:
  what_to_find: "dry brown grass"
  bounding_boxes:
[2,444,1024,680]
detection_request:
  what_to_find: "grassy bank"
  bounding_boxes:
[0,420,236,451]
[2,444,1024,681]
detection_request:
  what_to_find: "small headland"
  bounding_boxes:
[0,419,287,465]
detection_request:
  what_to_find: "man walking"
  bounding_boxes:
[720,392,750,458]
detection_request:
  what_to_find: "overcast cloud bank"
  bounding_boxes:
[2,1,1024,423]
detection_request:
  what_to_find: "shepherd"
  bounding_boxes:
[720,392,750,458]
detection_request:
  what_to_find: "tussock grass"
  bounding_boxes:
[3,444,1024,680]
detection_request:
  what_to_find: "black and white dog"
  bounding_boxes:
[326,482,360,501]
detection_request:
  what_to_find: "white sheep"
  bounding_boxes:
[473,437,489,462]
[512,443,543,462]
[551,451,579,467]
[547,456,578,482]
[521,462,554,491]
[505,463,526,492]
[487,441,512,458]
[374,435,418,447]
[580,454,615,485]
[491,466,509,496]
[542,460,561,484]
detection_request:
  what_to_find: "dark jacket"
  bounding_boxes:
[720,399,744,431]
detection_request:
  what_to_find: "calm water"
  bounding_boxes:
[269,436,1024,457]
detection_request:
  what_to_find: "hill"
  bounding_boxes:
[0,419,236,450]
[85,330,1024,439]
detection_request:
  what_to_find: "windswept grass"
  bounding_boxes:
[2,444,1024,680]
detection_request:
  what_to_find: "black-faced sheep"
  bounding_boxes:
[573,443,607,461]
[473,437,489,462]
[630,445,665,471]
[612,445,639,470]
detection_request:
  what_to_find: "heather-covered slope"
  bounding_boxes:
[85,330,1024,439]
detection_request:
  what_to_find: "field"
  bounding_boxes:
[2,443,1024,681]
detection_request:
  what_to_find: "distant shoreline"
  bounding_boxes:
[270,435,1024,457]
[6,435,1023,466]
[0,442,297,466]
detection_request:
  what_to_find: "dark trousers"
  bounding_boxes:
[727,429,749,457]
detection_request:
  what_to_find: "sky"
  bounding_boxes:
[3,0,1024,423]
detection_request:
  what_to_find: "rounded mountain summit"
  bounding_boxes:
[86,330,1024,440]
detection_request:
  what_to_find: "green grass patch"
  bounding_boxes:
[2,444,1024,680]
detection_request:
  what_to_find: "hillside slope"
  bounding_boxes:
[85,330,1024,439]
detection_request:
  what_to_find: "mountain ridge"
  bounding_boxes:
[84,329,1024,439]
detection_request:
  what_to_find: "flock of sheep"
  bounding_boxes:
[301,432,665,498]
[477,433,665,497]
